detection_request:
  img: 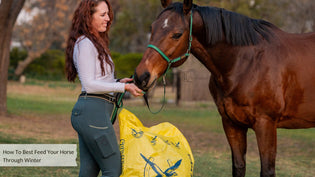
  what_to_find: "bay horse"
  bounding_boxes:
[134,0,315,176]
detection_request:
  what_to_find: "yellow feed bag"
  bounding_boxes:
[119,109,194,177]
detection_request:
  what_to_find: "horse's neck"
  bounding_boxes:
[190,11,239,87]
[191,39,241,88]
[190,39,220,76]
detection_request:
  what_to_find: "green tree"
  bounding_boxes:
[112,52,143,79]
[24,50,65,80]
[9,48,28,80]
[110,0,162,53]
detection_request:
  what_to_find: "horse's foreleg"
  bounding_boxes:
[222,117,248,177]
[253,117,277,177]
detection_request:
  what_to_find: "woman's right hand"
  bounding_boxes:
[125,83,144,97]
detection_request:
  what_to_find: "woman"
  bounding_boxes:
[65,0,143,176]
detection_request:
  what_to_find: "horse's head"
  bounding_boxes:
[134,0,193,91]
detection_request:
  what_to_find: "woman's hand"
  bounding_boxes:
[125,83,144,97]
[119,78,133,83]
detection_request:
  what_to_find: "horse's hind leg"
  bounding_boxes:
[253,117,277,177]
[222,117,248,177]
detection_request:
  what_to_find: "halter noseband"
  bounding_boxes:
[147,10,193,75]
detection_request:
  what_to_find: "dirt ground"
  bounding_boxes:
[2,82,79,141]
[0,114,77,141]
[0,113,222,153]
[1,82,234,153]
[2,82,314,167]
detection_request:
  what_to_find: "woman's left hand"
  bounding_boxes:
[125,83,144,97]
[119,78,133,83]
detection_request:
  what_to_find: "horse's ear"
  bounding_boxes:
[183,0,193,14]
[161,0,172,8]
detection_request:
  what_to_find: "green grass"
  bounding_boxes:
[2,81,315,177]
[7,94,75,115]
[0,133,38,144]
[278,128,315,141]
[193,151,315,177]
[0,167,78,177]
[24,79,77,90]
[124,105,223,133]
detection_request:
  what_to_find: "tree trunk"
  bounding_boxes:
[0,0,25,116]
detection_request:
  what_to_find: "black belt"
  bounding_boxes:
[79,92,116,103]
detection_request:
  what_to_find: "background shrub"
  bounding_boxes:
[112,52,142,79]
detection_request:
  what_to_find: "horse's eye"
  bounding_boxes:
[172,33,182,39]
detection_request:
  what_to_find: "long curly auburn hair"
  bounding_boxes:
[65,0,114,82]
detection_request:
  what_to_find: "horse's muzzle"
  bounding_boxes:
[133,71,151,91]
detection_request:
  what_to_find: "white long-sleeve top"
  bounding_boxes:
[73,36,125,94]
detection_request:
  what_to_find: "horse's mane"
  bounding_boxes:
[163,3,275,46]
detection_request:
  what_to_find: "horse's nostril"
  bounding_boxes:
[141,80,146,88]
[142,72,151,86]
[134,71,151,90]
[134,73,140,85]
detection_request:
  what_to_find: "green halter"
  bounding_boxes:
[147,11,193,75]
[142,11,193,114]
